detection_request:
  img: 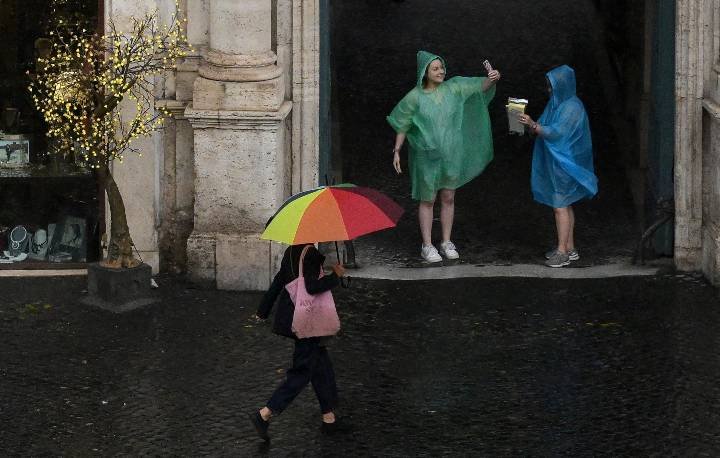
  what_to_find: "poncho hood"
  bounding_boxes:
[416,50,446,88]
[547,65,577,109]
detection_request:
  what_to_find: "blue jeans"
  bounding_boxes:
[267,338,338,414]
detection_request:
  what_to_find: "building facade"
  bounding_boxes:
[105,0,720,290]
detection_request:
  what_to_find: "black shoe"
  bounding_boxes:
[321,418,352,435]
[249,411,270,441]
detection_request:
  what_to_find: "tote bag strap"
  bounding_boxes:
[296,245,312,279]
[289,244,312,279]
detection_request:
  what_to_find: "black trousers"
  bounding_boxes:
[267,337,338,414]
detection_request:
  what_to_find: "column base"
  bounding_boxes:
[675,247,703,271]
[187,233,217,288]
[702,224,720,285]
[675,216,703,271]
[187,231,285,290]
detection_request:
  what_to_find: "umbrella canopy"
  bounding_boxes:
[261,184,404,244]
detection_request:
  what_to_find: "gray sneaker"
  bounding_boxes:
[545,248,579,261]
[545,251,571,268]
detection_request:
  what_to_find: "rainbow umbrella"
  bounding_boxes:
[261,184,404,245]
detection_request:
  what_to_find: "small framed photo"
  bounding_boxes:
[0,137,30,167]
[48,216,87,262]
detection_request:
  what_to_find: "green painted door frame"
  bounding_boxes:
[649,0,675,254]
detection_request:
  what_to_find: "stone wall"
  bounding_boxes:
[106,0,314,288]
[677,0,720,285]
[702,102,720,284]
[700,1,720,285]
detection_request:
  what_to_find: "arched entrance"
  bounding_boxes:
[322,0,676,267]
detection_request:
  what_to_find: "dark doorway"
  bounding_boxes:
[327,0,662,267]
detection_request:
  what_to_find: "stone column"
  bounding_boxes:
[277,0,294,100]
[700,0,720,285]
[156,100,195,274]
[176,0,207,102]
[155,0,200,274]
[186,0,290,290]
[291,0,321,193]
[675,0,705,271]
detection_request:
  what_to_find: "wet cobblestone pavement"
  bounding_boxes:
[2,273,720,456]
[332,0,639,268]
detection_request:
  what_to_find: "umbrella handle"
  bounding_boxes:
[334,240,351,288]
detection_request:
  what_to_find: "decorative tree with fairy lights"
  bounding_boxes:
[29,2,190,268]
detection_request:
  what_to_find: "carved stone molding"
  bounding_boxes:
[198,49,283,82]
[185,101,292,130]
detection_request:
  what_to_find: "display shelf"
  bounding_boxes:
[0,165,93,178]
[0,260,88,270]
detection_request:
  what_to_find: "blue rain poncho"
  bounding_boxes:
[387,51,496,202]
[531,65,598,208]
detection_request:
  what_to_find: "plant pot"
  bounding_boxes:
[82,262,159,313]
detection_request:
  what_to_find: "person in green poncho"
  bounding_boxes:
[387,51,500,263]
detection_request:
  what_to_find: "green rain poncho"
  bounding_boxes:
[387,51,496,201]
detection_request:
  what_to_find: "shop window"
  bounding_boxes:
[0,0,101,268]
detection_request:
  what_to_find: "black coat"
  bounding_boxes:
[257,244,340,338]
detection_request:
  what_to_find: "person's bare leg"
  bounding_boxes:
[567,205,575,251]
[553,207,571,253]
[418,199,436,247]
[439,189,456,243]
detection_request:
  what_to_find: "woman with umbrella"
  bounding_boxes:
[250,242,346,440]
[388,51,501,263]
[250,184,403,440]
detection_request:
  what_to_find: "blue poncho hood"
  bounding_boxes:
[547,65,577,109]
[531,65,598,208]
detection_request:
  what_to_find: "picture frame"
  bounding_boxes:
[0,135,30,167]
[47,216,87,262]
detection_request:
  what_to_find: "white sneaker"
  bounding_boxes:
[421,245,442,263]
[438,241,460,260]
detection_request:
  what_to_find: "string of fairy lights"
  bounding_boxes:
[28,0,192,171]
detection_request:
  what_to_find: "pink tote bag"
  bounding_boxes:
[286,246,341,338]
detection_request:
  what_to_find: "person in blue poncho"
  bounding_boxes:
[519,65,598,268]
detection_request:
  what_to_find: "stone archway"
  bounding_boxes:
[318,0,720,283]
[327,1,641,267]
